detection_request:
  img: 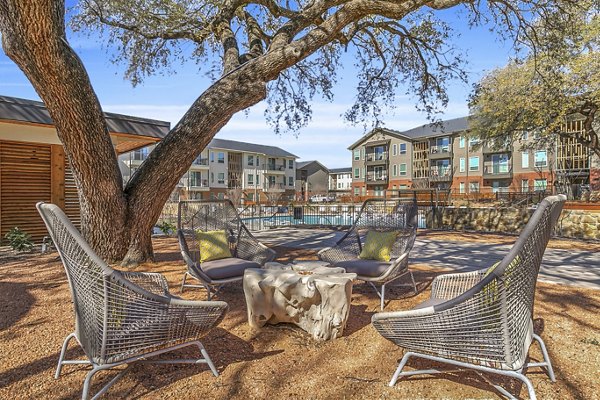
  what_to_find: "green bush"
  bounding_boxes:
[4,227,34,252]
[156,221,176,235]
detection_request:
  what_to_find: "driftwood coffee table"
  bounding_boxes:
[243,261,356,341]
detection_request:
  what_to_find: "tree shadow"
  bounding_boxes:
[0,281,35,332]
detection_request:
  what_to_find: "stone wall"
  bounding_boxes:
[440,206,600,241]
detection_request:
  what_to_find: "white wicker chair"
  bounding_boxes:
[177,200,276,299]
[37,202,228,400]
[372,194,566,400]
[318,198,418,309]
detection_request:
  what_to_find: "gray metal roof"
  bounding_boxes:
[329,167,352,174]
[399,116,469,139]
[0,95,170,139]
[296,160,329,171]
[348,116,470,149]
[209,138,297,158]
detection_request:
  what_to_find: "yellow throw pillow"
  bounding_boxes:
[359,231,398,262]
[197,230,232,263]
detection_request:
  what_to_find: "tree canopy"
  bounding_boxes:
[469,0,600,157]
[0,0,582,264]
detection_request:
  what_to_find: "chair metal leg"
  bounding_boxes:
[55,333,90,379]
[388,351,540,400]
[409,270,417,294]
[531,333,556,382]
[381,284,385,310]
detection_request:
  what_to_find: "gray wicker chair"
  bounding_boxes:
[372,194,566,400]
[37,202,228,400]
[318,198,418,310]
[177,200,276,299]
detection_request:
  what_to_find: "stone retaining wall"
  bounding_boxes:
[440,206,600,241]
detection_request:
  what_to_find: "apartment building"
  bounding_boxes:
[122,138,297,202]
[295,160,329,201]
[349,116,597,195]
[328,167,352,196]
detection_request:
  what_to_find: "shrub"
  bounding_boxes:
[4,227,34,252]
[156,221,176,235]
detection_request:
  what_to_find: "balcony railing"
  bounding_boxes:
[430,145,450,154]
[263,164,287,172]
[189,179,209,188]
[365,152,388,162]
[192,157,209,166]
[483,165,513,178]
[365,173,388,182]
[429,167,452,181]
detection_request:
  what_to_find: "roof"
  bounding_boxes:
[296,160,328,171]
[329,167,352,174]
[0,95,170,140]
[209,138,297,158]
[348,116,470,149]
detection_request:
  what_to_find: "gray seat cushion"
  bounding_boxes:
[333,259,391,278]
[201,257,261,280]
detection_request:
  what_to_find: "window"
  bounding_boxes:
[256,174,259,185]
[217,193,224,200]
[361,148,365,159]
[459,182,465,194]
[469,181,480,193]
[288,160,293,169]
[400,143,407,154]
[491,154,509,174]
[354,168,360,178]
[469,156,479,171]
[354,187,360,195]
[374,146,385,160]
[210,152,214,162]
[521,151,529,168]
[189,171,203,187]
[217,152,225,163]
[132,147,149,161]
[392,164,397,176]
[248,155,254,166]
[247,174,254,185]
[534,179,547,191]
[399,163,407,176]
[392,144,397,156]
[459,136,465,148]
[353,150,360,160]
[399,185,408,190]
[248,193,254,201]
[522,179,529,192]
[217,172,225,184]
[469,137,480,146]
[288,176,294,186]
[459,158,465,173]
[534,151,547,167]
[522,132,529,141]
[210,172,214,183]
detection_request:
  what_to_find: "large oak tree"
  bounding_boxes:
[0,0,578,265]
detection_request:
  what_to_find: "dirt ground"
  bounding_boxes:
[1,235,599,400]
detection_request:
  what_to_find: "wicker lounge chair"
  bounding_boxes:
[372,194,566,400]
[318,198,418,310]
[177,200,276,299]
[37,202,228,400]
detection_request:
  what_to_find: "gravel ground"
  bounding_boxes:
[0,237,599,400]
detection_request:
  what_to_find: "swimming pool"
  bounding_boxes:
[242,213,356,228]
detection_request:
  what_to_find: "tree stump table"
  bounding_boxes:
[243,261,356,341]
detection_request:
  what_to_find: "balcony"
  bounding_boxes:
[189,179,210,190]
[429,145,452,160]
[483,165,513,179]
[191,157,209,167]
[483,142,512,154]
[266,182,286,192]
[429,166,452,182]
[263,164,287,173]
[365,172,388,183]
[365,152,388,165]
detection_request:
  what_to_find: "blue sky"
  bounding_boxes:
[0,5,515,168]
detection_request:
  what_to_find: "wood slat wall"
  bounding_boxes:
[0,140,52,241]
[0,140,82,243]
